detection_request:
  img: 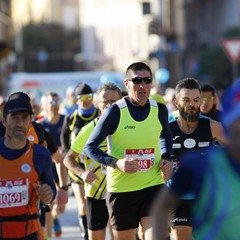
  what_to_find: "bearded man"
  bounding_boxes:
[168,78,226,240]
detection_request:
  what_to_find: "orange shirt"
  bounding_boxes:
[0,142,41,239]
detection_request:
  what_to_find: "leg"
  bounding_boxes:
[141,216,169,240]
[171,226,192,240]
[112,228,138,240]
[106,191,143,240]
[88,229,106,240]
[71,182,86,216]
[170,199,193,240]
[52,203,64,237]
[86,197,109,240]
[45,211,53,238]
[71,182,88,239]
[107,220,114,240]
[140,185,170,240]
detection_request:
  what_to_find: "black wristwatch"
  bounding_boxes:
[60,185,69,191]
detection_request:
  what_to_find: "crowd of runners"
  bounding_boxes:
[0,61,239,240]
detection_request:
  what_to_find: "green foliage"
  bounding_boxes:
[223,26,240,38]
[22,23,80,53]
[197,26,240,88]
[197,46,232,88]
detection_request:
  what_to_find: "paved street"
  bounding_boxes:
[52,193,112,240]
[52,193,81,240]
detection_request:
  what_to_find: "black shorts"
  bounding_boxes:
[171,199,192,227]
[106,184,165,231]
[86,197,109,231]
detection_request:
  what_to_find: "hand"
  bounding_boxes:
[80,169,99,184]
[57,189,68,206]
[34,183,53,204]
[159,159,173,182]
[115,158,139,173]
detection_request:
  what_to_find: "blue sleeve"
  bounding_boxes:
[83,105,120,166]
[33,144,57,200]
[170,151,206,199]
[158,103,173,159]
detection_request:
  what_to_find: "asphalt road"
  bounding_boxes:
[52,193,112,240]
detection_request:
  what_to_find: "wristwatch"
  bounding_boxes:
[60,185,69,191]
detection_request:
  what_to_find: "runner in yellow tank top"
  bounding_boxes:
[64,83,122,240]
[84,62,173,240]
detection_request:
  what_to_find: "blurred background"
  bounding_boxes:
[0,0,240,98]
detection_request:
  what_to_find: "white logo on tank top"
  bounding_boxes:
[183,138,196,148]
[21,163,31,173]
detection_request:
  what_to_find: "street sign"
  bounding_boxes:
[221,38,240,63]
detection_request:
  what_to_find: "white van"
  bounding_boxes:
[7,71,125,102]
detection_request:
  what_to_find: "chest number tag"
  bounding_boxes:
[0,179,29,208]
[125,148,155,172]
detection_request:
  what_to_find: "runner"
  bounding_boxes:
[0,94,56,239]
[64,82,122,240]
[168,78,226,240]
[61,82,100,240]
[39,92,68,238]
[84,62,173,240]
[152,80,240,240]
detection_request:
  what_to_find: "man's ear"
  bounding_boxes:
[173,97,178,108]
[2,117,6,127]
[123,79,129,88]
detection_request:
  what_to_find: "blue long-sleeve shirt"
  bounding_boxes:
[84,97,173,166]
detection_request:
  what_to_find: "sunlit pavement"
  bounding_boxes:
[53,193,112,240]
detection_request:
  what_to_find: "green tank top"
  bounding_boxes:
[193,149,240,240]
[107,98,164,192]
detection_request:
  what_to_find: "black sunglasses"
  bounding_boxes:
[129,77,152,85]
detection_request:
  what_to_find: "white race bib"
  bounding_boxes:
[0,179,29,208]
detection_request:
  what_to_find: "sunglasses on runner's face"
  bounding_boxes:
[202,96,214,102]
[50,100,61,105]
[128,77,152,85]
[77,93,93,101]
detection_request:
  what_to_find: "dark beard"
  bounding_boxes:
[179,107,200,122]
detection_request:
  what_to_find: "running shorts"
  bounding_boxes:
[106,184,165,231]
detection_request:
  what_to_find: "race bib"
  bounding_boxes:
[125,148,155,172]
[0,179,29,208]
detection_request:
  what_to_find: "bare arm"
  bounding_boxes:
[52,150,69,205]
[64,149,99,183]
[52,150,68,188]
[63,149,84,177]
[210,119,228,145]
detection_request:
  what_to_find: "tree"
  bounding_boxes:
[22,23,80,54]
[196,26,240,88]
